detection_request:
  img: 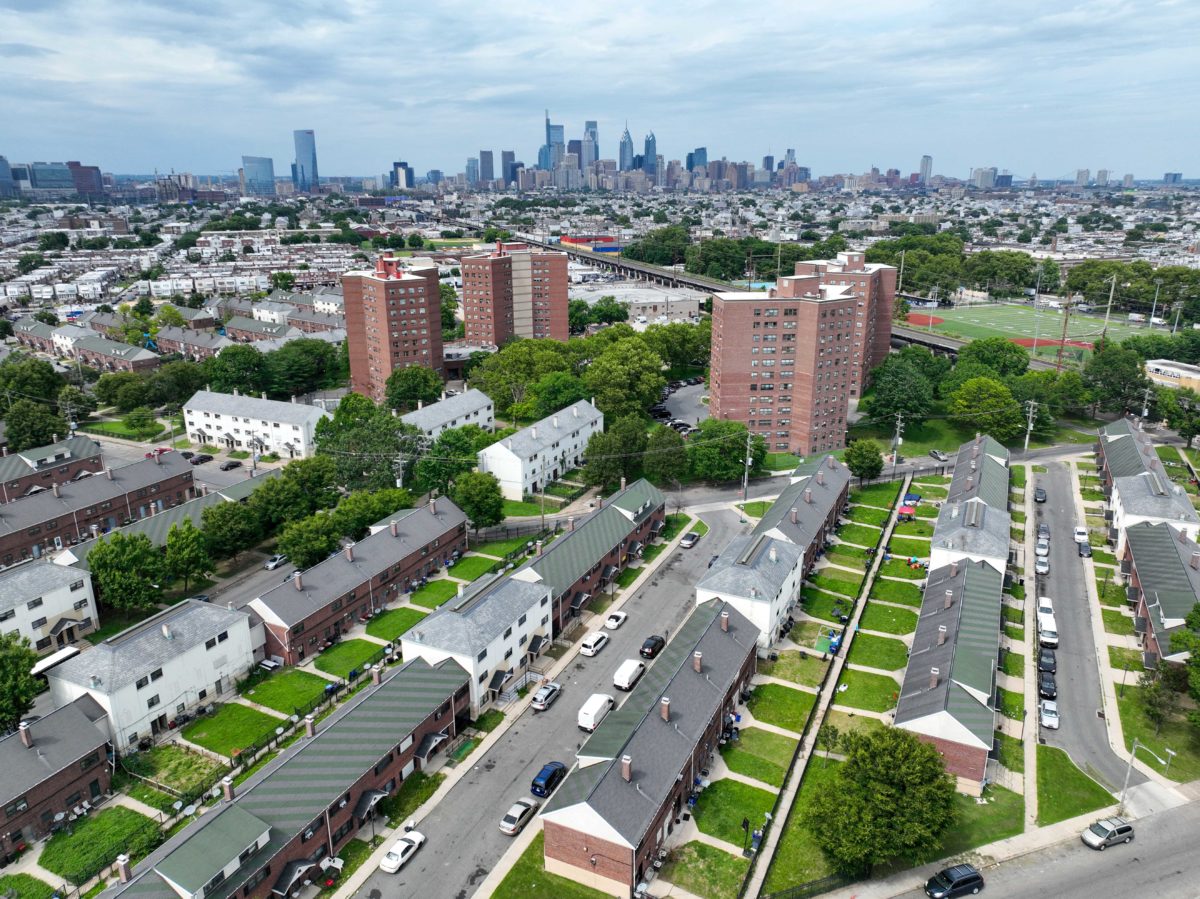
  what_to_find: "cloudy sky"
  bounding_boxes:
[1,0,1196,180]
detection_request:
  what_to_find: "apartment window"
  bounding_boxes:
[205,637,217,650]
[80,752,100,771]
[27,598,43,611]
[136,676,149,689]
[73,598,89,610]
[151,668,163,682]
[218,631,228,643]
[70,580,85,591]
[31,617,46,629]
[147,695,160,709]
[5,797,29,818]
[477,649,487,662]
[0,610,12,623]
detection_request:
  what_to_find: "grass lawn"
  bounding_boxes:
[1107,646,1145,673]
[447,554,499,581]
[800,588,849,623]
[1096,575,1126,607]
[472,534,536,558]
[1011,466,1027,489]
[997,687,1024,720]
[661,512,692,542]
[995,731,1025,774]
[939,785,1025,856]
[836,523,883,547]
[738,500,772,518]
[835,669,899,712]
[313,638,384,679]
[847,633,909,671]
[691,519,710,536]
[40,806,161,886]
[472,709,506,732]
[1011,510,1027,525]
[693,779,777,846]
[720,727,798,787]
[793,618,839,646]
[1116,687,1200,782]
[860,603,919,635]
[365,606,427,641]
[893,519,935,537]
[885,537,932,558]
[1102,609,1135,636]
[503,499,547,517]
[182,703,283,759]
[492,831,610,899]
[242,668,330,715]
[822,710,886,740]
[762,760,844,892]
[378,771,446,828]
[1004,623,1025,642]
[759,650,828,687]
[1092,548,1116,565]
[1001,651,1025,678]
[1036,745,1114,825]
[660,841,749,899]
[123,780,177,813]
[1002,605,1023,624]
[910,485,948,500]
[0,875,55,899]
[825,549,868,571]
[878,558,926,579]
[410,579,460,609]
[849,482,901,508]
[869,579,923,607]
[814,564,865,589]
[913,474,952,486]
[1081,488,1106,503]
[748,683,817,732]
[765,452,802,470]
[121,743,225,796]
[848,506,890,526]
[810,572,861,598]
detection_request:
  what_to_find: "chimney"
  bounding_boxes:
[944,589,953,609]
[804,488,813,504]
[553,416,559,428]
[720,610,730,632]
[293,572,303,590]
[390,519,399,537]
[769,546,778,564]
[620,476,627,492]
[417,400,423,410]
[290,395,297,404]
[573,406,579,418]
[105,467,113,480]
[929,667,940,689]
[371,664,382,686]
[827,456,835,469]
[536,540,544,556]
[950,561,958,577]
[305,714,315,737]
[116,854,132,884]
[343,544,354,562]
[693,650,703,673]
[816,470,824,486]
[18,721,33,749]
[233,388,239,396]
[1191,552,1200,571]
[966,476,974,491]
[621,755,632,782]
[162,623,173,640]
[568,516,575,532]
[937,625,947,646]
[1179,527,1187,543]
[457,583,465,597]
[531,427,537,440]
[429,497,438,515]
[155,451,161,465]
[260,391,267,400]
[221,775,234,802]
[52,482,60,497]
[660,697,671,722]
[790,508,798,524]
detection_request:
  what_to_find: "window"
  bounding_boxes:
[31,617,46,629]
[27,598,43,611]
[477,649,487,662]
[147,695,160,709]
[81,751,99,771]
[70,580,85,591]
[205,637,216,650]
[218,631,228,643]
[0,610,12,623]
[151,668,163,682]
[136,676,149,689]
[5,797,29,818]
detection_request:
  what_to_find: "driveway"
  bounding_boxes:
[1031,462,1144,791]
[664,381,708,426]
[92,435,272,492]
[352,509,748,899]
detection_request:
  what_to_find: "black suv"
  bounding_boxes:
[924,863,984,898]
[1078,541,1092,558]
[1039,671,1057,699]
[1038,647,1056,673]
[640,635,666,659]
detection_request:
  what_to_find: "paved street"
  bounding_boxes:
[91,435,275,493]
[1032,462,1143,791]
[352,508,748,899]
[664,381,708,426]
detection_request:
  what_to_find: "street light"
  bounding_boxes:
[1118,737,1172,813]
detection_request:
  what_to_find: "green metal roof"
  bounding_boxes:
[947,450,1009,511]
[1125,522,1200,648]
[950,563,1005,701]
[156,805,269,894]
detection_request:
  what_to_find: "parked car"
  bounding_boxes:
[499,797,540,835]
[1082,817,1134,850]
[219,459,242,471]
[929,449,949,462]
[530,682,562,712]
[680,532,701,549]
[1039,671,1057,699]
[264,554,288,570]
[640,635,666,658]
[1038,648,1057,673]
[1037,523,1050,540]
[605,611,628,630]
[1035,557,1050,576]
[924,863,984,898]
[1040,699,1060,729]
[189,453,213,465]
[1035,538,1050,557]
[180,450,195,459]
[1078,542,1092,558]
[530,761,567,797]
[1034,487,1047,503]
[580,631,610,657]
[1037,596,1054,615]
[379,831,426,873]
[1073,526,1089,544]
[187,594,210,603]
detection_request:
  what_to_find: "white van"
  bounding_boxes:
[1037,612,1059,648]
[578,693,615,732]
[1037,596,1054,616]
[613,659,646,692]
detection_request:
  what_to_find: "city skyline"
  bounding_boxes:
[0,0,1197,178]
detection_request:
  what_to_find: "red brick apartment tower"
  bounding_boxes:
[462,243,569,345]
[710,276,857,456]
[343,254,443,402]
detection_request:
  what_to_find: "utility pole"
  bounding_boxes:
[896,250,906,296]
[1031,265,1044,354]
[1150,277,1163,328]
[1023,399,1039,452]
[1173,304,1183,335]
[741,428,752,507]
[1101,273,1118,341]
[1141,385,1155,419]
[1055,294,1073,372]
[891,411,905,479]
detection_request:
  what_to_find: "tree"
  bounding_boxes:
[88,532,163,612]
[279,455,339,513]
[385,365,443,412]
[265,338,339,398]
[94,371,143,409]
[618,225,691,267]
[165,519,212,592]
[1137,669,1179,736]
[248,474,311,533]
[315,395,424,491]
[468,339,572,417]
[453,471,504,531]
[329,488,414,540]
[122,406,158,437]
[201,500,262,561]
[528,371,589,420]
[643,425,689,483]
[804,728,956,875]
[583,337,666,421]
[956,336,1030,378]
[155,305,187,329]
[0,632,39,732]
[411,427,479,495]
[815,724,842,767]
[0,319,12,339]
[132,296,155,319]
[0,356,66,413]
[17,252,47,275]
[687,419,766,481]
[278,515,341,570]
[844,439,885,483]
[203,344,267,395]
[148,360,207,408]
[590,295,630,325]
[1083,341,1152,414]
[33,309,60,326]
[865,361,934,427]
[57,384,97,422]
[4,400,69,451]
[947,377,1024,443]
[583,430,623,489]
[269,271,296,292]
[407,232,425,248]
[568,299,592,334]
[1157,388,1200,447]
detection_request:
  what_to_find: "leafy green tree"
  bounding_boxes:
[148,360,207,408]
[0,632,39,732]
[939,360,1003,398]
[844,439,884,483]
[33,309,60,326]
[278,515,341,569]
[407,233,425,248]
[590,295,630,324]
[315,394,424,491]
[956,336,1029,378]
[621,225,691,267]
[1137,669,1179,736]
[641,322,703,373]
[893,345,951,385]
[583,338,666,421]
[17,252,47,274]
[687,419,766,481]
[528,371,589,419]
[411,426,479,495]
[269,271,296,292]
[248,475,311,534]
[1084,340,1152,414]
[4,399,69,451]
[115,379,153,413]
[468,339,571,417]
[0,356,66,413]
[38,230,69,251]
[643,425,689,483]
[201,500,262,561]
[0,319,12,339]
[165,519,212,592]
[57,384,96,422]
[94,371,142,409]
[583,430,623,489]
[279,455,339,512]
[88,532,163,612]
[329,488,414,540]
[948,377,1024,443]
[155,305,187,329]
[132,296,155,319]
[203,344,267,395]
[568,299,592,334]
[865,361,934,426]
[122,406,158,437]
[1157,387,1200,447]
[385,365,443,412]
[804,727,956,875]
[265,338,339,398]
[453,471,504,531]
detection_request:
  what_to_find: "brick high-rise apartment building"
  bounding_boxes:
[461,243,568,345]
[343,254,442,402]
[709,252,895,456]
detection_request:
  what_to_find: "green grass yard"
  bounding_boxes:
[491,832,610,899]
[313,638,384,679]
[720,727,798,787]
[1001,651,1025,678]
[120,743,225,796]
[764,452,802,470]
[835,669,900,712]
[869,579,923,606]
[847,506,890,527]
[447,554,499,581]
[860,603,919,635]
[878,559,926,579]
[1107,646,1144,673]
[377,771,446,828]
[822,708,886,737]
[1102,609,1135,636]
[39,806,161,886]
[836,523,883,547]
[410,579,461,609]
[759,649,828,687]
[748,683,817,732]
[921,302,1146,357]
[800,588,850,622]
[1036,745,1114,825]
[738,500,772,518]
[659,841,749,899]
[182,704,283,759]
[825,548,868,570]
[365,606,427,641]
[503,499,547,517]
[241,668,330,715]
[997,687,1024,720]
[472,534,537,558]
[0,875,55,899]
[893,519,935,537]
[995,732,1025,773]
[762,760,843,892]
[849,482,901,508]
[886,537,932,558]
[846,633,910,671]
[1116,687,1200,782]
[809,572,862,597]
[938,785,1025,856]
[692,779,777,846]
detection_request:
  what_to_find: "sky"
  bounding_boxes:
[1,0,1197,181]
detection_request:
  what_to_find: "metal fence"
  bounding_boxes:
[759,874,856,899]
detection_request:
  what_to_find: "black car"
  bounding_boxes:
[219,460,243,471]
[190,453,213,465]
[1035,487,1047,503]
[924,863,984,898]
[640,635,666,659]
[180,450,195,459]
[1078,541,1092,558]
[1038,647,1057,674]
[1039,671,1057,699]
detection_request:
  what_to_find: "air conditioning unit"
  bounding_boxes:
[304,829,314,840]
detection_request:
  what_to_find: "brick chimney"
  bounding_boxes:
[827,456,836,469]
[950,561,958,577]
[693,650,702,673]
[429,497,438,515]
[390,519,399,537]
[18,721,33,749]
[371,665,382,686]
[222,775,234,802]
[621,755,632,782]
[105,467,113,480]
[568,516,575,532]
[721,611,730,632]
[620,476,627,492]
[944,589,953,609]
[816,470,824,486]
[660,697,670,722]
[52,482,60,497]
[790,508,798,524]
[343,544,354,562]
[293,572,303,590]
[929,667,940,689]
[804,488,813,504]
[305,714,315,737]
[536,540,544,556]
[937,625,947,646]
[116,854,132,884]
[1191,551,1200,571]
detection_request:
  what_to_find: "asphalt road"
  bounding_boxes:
[352,508,748,899]
[664,381,709,426]
[91,435,274,493]
[1031,462,1143,791]
[891,800,1200,899]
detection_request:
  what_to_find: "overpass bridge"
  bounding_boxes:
[891,324,1061,370]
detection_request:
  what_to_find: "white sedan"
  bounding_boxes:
[605,611,628,630]
[379,831,426,873]
[1040,699,1060,730]
[1073,526,1090,544]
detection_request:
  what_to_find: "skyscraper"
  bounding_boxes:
[583,120,599,166]
[0,155,14,198]
[1075,169,1090,186]
[466,158,480,185]
[567,140,582,170]
[692,147,708,172]
[643,132,657,181]
[1096,169,1109,187]
[762,155,774,176]
[919,155,932,184]
[390,161,414,189]
[785,149,796,167]
[291,129,319,193]
[240,156,276,197]
[619,125,634,172]
[540,110,565,170]
[479,151,494,184]
[501,150,515,186]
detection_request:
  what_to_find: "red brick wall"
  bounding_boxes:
[544,821,634,893]
[913,732,988,783]
[3,744,111,851]
[0,453,105,505]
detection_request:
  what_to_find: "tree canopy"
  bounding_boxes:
[0,633,39,732]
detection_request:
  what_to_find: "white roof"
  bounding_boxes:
[183,390,331,427]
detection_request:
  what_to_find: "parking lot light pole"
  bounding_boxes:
[1119,737,1170,814]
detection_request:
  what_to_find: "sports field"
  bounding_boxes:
[906,303,1152,363]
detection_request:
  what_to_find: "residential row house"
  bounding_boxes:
[183,390,331,459]
[477,399,604,500]
[154,325,233,361]
[0,560,98,654]
[0,434,104,504]
[1123,521,1200,670]
[929,435,1012,575]
[399,388,495,441]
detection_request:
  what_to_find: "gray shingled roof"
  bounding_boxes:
[156,326,233,352]
[76,335,159,362]
[400,389,493,435]
[223,315,293,337]
[754,455,849,545]
[405,574,550,655]
[933,498,1011,560]
[696,534,802,601]
[0,695,108,807]
[184,390,331,428]
[894,560,1003,746]
[1113,471,1199,523]
[1125,522,1200,655]
[492,400,602,458]
[49,600,249,692]
[0,560,87,613]
[0,434,101,484]
[53,324,93,342]
[15,318,57,339]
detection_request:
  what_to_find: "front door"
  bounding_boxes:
[89,779,101,800]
